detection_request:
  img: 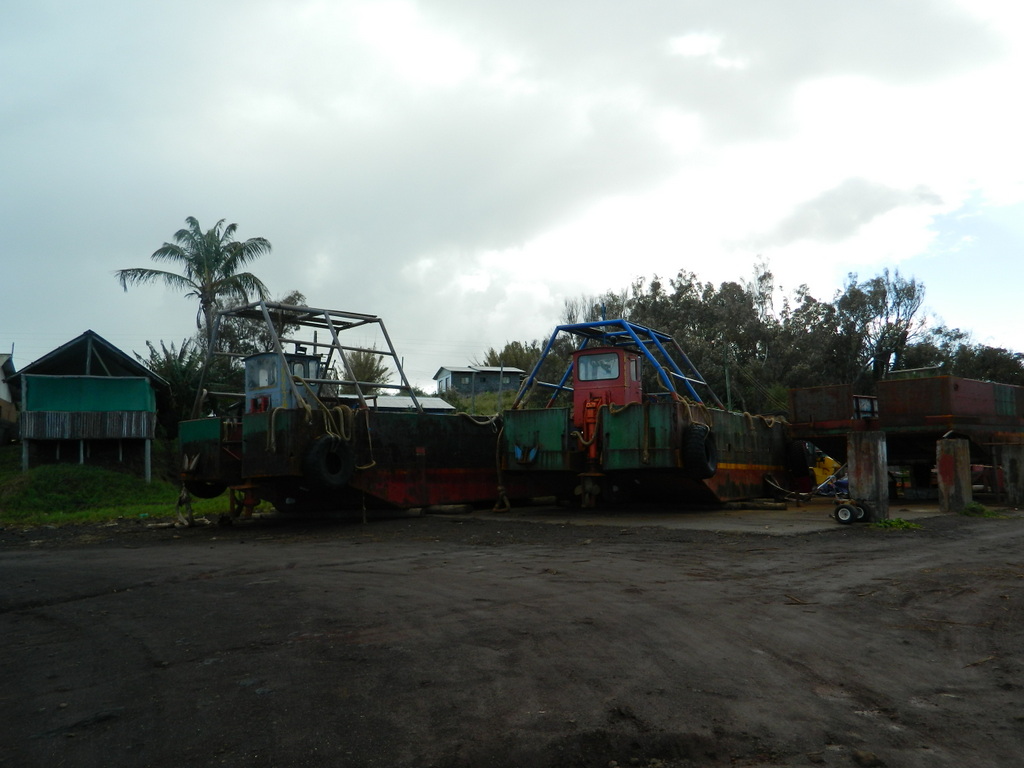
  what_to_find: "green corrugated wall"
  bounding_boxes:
[23,375,156,412]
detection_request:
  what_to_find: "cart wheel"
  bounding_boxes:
[835,504,857,525]
[854,506,866,522]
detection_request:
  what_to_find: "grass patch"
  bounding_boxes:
[870,518,922,531]
[0,445,229,527]
[960,501,1001,518]
[440,389,521,415]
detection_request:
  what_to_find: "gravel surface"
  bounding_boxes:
[2,506,1023,767]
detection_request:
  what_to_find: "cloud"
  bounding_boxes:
[1,0,1022,383]
[747,178,944,248]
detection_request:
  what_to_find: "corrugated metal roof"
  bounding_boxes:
[470,366,525,374]
[375,396,455,412]
[433,365,526,380]
[9,330,167,388]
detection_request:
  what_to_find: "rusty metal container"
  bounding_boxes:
[877,376,1024,431]
[788,384,855,424]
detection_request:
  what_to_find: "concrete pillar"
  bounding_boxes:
[1000,443,1024,507]
[848,431,889,522]
[936,438,972,514]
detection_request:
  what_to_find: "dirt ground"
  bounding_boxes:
[2,499,1023,768]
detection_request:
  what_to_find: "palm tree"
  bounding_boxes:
[118,217,272,424]
[116,216,272,346]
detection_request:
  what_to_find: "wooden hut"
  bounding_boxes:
[9,331,168,481]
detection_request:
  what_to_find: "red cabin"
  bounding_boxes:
[572,348,642,429]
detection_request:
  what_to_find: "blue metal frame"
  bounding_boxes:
[511,319,724,409]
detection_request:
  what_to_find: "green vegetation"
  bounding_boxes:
[870,518,922,530]
[116,216,272,348]
[341,347,394,396]
[440,388,521,416]
[960,501,1000,518]
[116,216,273,421]
[493,264,1024,414]
[0,446,228,527]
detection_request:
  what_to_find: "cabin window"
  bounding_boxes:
[577,352,619,382]
[247,358,278,390]
[292,362,305,377]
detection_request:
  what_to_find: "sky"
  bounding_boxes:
[2,0,1022,391]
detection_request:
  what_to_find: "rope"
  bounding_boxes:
[763,472,814,502]
[354,408,377,470]
[570,402,607,448]
[678,397,714,430]
[492,424,511,512]
[329,405,353,440]
[267,406,289,452]
[570,429,600,447]
[755,413,788,428]
[279,375,360,444]
[457,411,501,428]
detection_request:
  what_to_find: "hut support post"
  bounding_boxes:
[848,431,889,522]
[998,443,1024,507]
[936,438,972,514]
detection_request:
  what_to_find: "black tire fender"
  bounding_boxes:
[682,423,718,479]
[304,435,355,490]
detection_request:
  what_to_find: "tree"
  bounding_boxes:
[954,345,1024,384]
[832,269,925,388]
[116,217,272,347]
[772,285,842,389]
[135,339,204,438]
[478,340,545,373]
[562,288,632,326]
[487,263,1022,414]
[340,347,393,396]
[215,290,307,359]
[901,326,1024,385]
[117,217,272,419]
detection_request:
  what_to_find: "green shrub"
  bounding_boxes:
[440,389,519,415]
[960,501,997,517]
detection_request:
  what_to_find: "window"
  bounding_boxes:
[246,357,278,390]
[577,352,619,382]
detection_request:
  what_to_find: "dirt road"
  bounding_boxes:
[2,503,1023,767]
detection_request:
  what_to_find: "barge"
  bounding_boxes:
[500,319,792,507]
[179,301,502,516]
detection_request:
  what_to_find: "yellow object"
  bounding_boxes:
[811,449,841,486]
